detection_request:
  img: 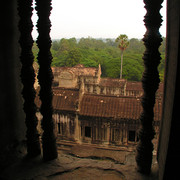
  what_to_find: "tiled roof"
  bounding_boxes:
[126,81,164,93]
[51,65,98,77]
[35,85,162,121]
[157,83,164,93]
[53,88,79,111]
[99,78,127,88]
[154,98,163,121]
[35,87,79,112]
[126,81,143,91]
[79,94,142,119]
[79,94,162,121]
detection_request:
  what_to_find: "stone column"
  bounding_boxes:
[106,125,110,144]
[18,0,41,157]
[35,0,57,161]
[74,114,81,143]
[136,0,163,174]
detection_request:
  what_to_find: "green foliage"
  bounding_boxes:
[32,37,166,82]
[65,48,82,67]
[115,34,130,79]
[115,34,129,51]
[123,54,143,81]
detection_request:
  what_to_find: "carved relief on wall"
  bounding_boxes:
[59,71,77,88]
[59,71,74,80]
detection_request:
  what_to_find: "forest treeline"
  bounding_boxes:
[33,37,166,81]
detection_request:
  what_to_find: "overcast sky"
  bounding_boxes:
[32,0,166,39]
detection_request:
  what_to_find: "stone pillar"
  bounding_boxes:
[35,0,57,161]
[74,114,81,143]
[18,0,41,157]
[136,0,163,174]
[120,126,123,144]
[106,126,110,144]
[123,123,126,143]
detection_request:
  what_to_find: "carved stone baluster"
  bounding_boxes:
[35,0,57,161]
[135,0,163,174]
[18,0,41,157]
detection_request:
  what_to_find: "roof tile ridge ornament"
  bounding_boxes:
[35,0,57,161]
[135,0,163,174]
[17,0,41,157]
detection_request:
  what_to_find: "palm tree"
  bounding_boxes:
[116,34,129,79]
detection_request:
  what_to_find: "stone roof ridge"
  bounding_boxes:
[84,93,140,99]
[74,64,85,68]
[53,87,79,91]
[101,77,127,81]
[52,65,98,77]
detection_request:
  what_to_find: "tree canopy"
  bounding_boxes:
[32,37,166,82]
[115,34,130,79]
[116,34,129,51]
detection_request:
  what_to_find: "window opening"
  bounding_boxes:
[128,130,136,142]
[57,123,61,134]
[28,0,166,175]
[85,126,91,138]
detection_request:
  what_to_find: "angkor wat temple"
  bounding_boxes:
[35,64,163,146]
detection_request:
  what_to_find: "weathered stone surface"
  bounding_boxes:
[1,144,158,180]
[69,145,128,164]
[48,167,125,180]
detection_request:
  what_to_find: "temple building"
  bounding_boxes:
[36,64,163,146]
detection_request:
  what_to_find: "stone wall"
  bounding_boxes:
[0,0,26,170]
[59,71,78,88]
[52,112,142,146]
[52,66,149,98]
[157,0,180,179]
[53,113,76,141]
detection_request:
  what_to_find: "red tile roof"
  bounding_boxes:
[35,85,162,121]
[154,98,163,121]
[35,87,79,112]
[79,94,162,121]
[99,78,126,88]
[79,94,142,120]
[126,81,164,93]
[126,81,143,91]
[53,88,79,111]
[157,83,164,93]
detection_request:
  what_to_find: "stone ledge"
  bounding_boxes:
[1,146,158,180]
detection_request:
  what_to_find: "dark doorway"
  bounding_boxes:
[128,130,136,142]
[58,123,60,134]
[85,126,91,138]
